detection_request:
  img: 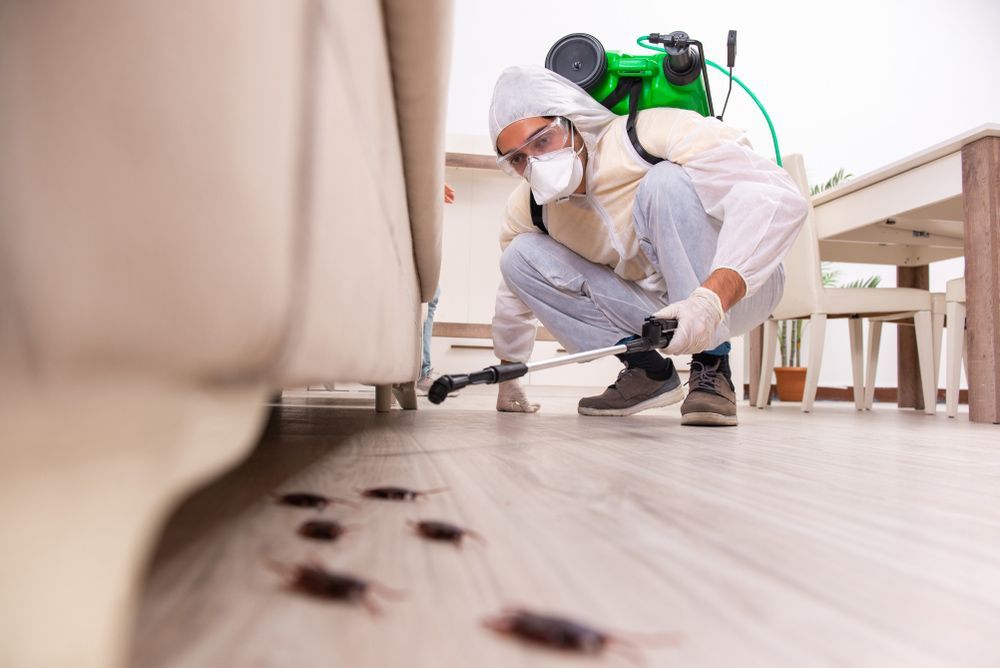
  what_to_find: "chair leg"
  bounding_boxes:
[802,314,827,413]
[946,301,966,418]
[932,308,945,390]
[864,320,883,409]
[730,335,746,403]
[913,311,937,415]
[756,319,778,408]
[848,316,864,410]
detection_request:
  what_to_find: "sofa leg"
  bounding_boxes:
[375,385,393,412]
[392,382,418,410]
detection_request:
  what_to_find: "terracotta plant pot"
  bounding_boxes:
[773,366,807,402]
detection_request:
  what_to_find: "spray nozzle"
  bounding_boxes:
[647,32,691,49]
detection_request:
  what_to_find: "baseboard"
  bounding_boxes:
[745,385,969,404]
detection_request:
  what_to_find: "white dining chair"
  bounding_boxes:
[756,155,937,414]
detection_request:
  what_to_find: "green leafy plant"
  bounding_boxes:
[776,170,879,368]
[842,275,882,289]
[810,168,854,196]
[777,319,805,367]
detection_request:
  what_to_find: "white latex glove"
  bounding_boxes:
[655,287,726,355]
[497,378,540,413]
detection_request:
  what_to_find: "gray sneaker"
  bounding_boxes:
[578,365,685,416]
[680,357,738,426]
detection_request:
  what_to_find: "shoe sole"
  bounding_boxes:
[680,411,738,426]
[578,385,685,417]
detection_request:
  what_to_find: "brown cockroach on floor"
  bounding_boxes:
[273,491,356,510]
[482,607,679,666]
[297,519,357,542]
[356,486,448,501]
[407,519,487,548]
[269,561,404,615]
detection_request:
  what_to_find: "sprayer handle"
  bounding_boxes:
[633,316,679,351]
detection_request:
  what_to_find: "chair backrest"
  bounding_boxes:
[769,154,825,320]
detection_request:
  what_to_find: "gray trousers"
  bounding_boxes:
[499,161,784,354]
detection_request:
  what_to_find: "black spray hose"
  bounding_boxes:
[428,317,677,404]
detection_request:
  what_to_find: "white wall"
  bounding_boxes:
[441,0,1000,389]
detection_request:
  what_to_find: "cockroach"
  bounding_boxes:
[356,486,447,501]
[407,519,487,548]
[483,608,679,666]
[297,519,355,542]
[269,561,403,615]
[273,491,355,510]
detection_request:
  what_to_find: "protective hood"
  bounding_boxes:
[488,65,618,157]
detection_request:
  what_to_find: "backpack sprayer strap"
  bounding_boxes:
[599,77,634,111]
[601,77,662,166]
[622,78,663,166]
[529,191,547,234]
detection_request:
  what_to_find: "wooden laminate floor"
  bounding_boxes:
[129,387,1000,668]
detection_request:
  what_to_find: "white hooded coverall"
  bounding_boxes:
[488,65,808,362]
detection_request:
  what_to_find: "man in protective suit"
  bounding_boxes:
[489,66,808,425]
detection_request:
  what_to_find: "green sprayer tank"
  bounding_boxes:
[544,32,711,117]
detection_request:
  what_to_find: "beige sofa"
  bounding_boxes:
[0,1,452,666]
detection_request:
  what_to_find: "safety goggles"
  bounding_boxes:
[496,117,573,177]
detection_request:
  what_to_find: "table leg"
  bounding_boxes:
[897,266,929,410]
[962,136,1000,424]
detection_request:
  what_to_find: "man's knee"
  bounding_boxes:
[499,233,546,285]
[634,161,718,247]
[636,161,698,208]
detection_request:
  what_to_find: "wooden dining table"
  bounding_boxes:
[752,124,999,423]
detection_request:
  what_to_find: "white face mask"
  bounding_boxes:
[526,140,584,205]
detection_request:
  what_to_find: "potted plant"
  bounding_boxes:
[774,316,807,401]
